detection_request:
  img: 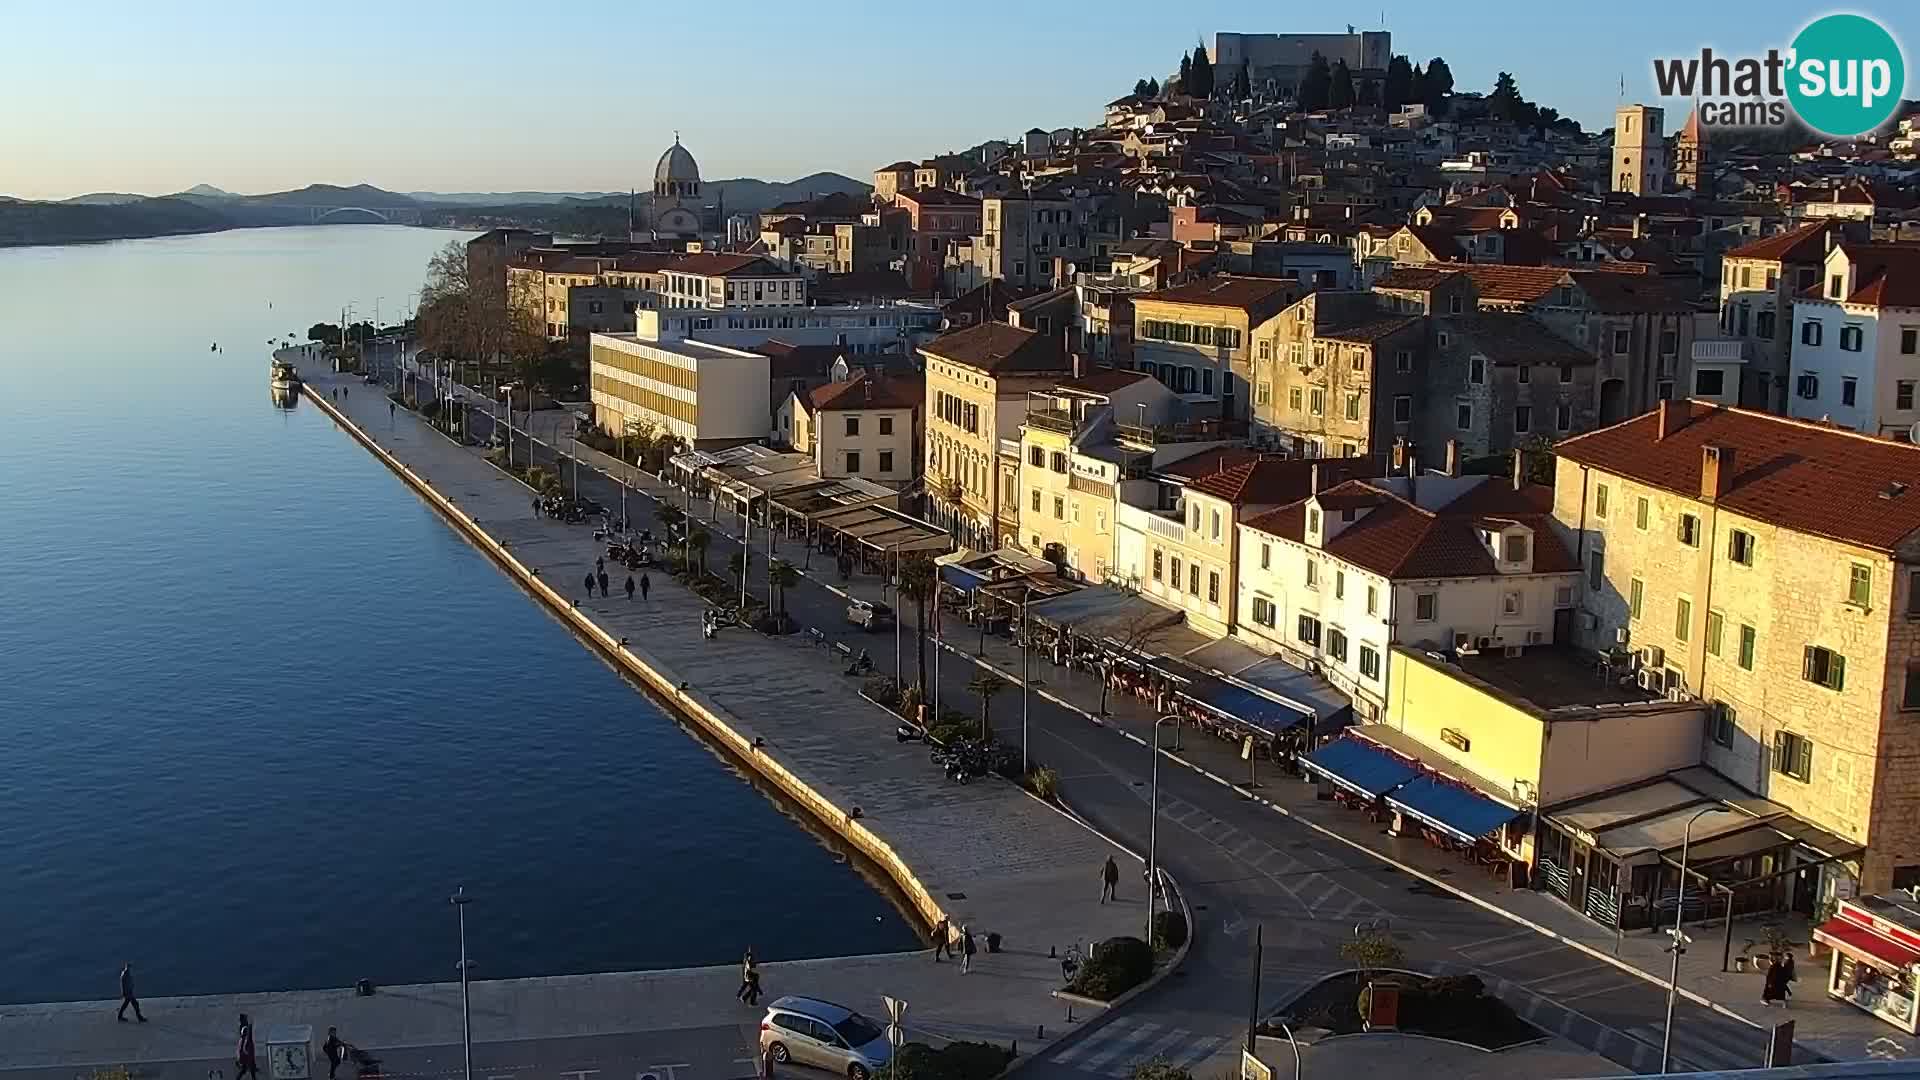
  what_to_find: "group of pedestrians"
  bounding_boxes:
[116,966,355,1080]
[1762,952,1798,1007]
[582,556,648,603]
[736,947,764,1006]
[927,917,978,973]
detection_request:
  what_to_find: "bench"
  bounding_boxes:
[1050,989,1110,1023]
[831,641,854,661]
[805,627,827,648]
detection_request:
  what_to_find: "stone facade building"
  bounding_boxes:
[1553,400,1920,894]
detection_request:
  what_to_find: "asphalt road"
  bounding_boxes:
[428,382,1796,1078]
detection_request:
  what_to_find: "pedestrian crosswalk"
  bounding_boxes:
[1620,1020,1769,1074]
[1149,794,1386,923]
[1047,1018,1229,1078]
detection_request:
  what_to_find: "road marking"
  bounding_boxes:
[1104,1028,1195,1075]
[1073,1021,1164,1073]
[1168,1036,1227,1069]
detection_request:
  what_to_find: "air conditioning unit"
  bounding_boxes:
[1504,645,1525,658]
[1615,626,1631,646]
[1636,669,1659,691]
[1642,645,1665,668]
[1453,631,1474,652]
[1667,686,1689,702]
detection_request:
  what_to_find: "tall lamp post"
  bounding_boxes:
[451,886,474,1080]
[1661,807,1730,1074]
[1146,714,1179,941]
[1020,585,1037,776]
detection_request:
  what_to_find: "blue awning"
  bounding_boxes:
[1151,656,1313,738]
[941,565,983,592]
[1386,775,1524,844]
[1300,738,1419,800]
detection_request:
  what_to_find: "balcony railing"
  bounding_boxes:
[1691,338,1752,364]
[1116,418,1249,448]
[1026,408,1077,435]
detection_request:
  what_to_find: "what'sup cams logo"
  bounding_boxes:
[1652,13,1907,136]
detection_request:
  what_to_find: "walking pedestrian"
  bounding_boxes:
[596,556,605,574]
[1781,953,1797,1003]
[235,1014,260,1080]
[532,496,542,519]
[343,387,349,399]
[736,948,756,1003]
[389,401,396,420]
[960,927,977,974]
[597,569,609,596]
[625,575,636,602]
[1762,956,1789,1007]
[1100,855,1119,903]
[745,965,763,1006]
[584,572,596,598]
[640,574,651,602]
[116,962,146,1022]
[322,1027,346,1080]
[930,916,951,962]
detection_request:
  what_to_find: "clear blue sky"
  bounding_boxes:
[2,0,1911,200]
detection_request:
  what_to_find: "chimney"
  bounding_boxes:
[1444,438,1461,478]
[1655,398,1689,441]
[1311,462,1323,494]
[1701,444,1736,503]
[1511,446,1527,490]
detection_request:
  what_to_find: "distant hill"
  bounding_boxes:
[409,190,626,205]
[181,184,235,198]
[0,197,230,247]
[63,192,146,206]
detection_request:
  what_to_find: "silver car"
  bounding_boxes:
[759,996,891,1080]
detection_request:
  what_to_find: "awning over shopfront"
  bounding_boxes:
[1151,655,1313,738]
[1234,656,1355,730]
[1386,774,1525,845]
[1301,737,1420,800]
[1815,916,1920,971]
[1026,587,1184,637]
[811,504,952,555]
[936,548,1055,594]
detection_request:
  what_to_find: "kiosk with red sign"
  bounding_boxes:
[1813,893,1920,1032]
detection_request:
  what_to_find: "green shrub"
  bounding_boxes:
[1027,765,1059,800]
[1151,909,1188,952]
[1130,1059,1194,1080]
[864,677,904,709]
[887,1041,1013,1080]
[1069,935,1155,1000]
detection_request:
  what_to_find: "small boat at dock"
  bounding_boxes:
[270,357,301,391]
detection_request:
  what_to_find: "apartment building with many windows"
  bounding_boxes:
[1249,290,1426,458]
[1133,276,1303,424]
[1553,400,1920,894]
[921,323,1071,550]
[1788,243,1920,440]
[1236,456,1580,719]
[1698,220,1846,410]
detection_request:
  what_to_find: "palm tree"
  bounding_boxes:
[969,671,1009,742]
[899,554,937,692]
[687,526,711,577]
[768,558,800,618]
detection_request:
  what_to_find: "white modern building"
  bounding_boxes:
[1788,243,1920,440]
[1235,457,1581,720]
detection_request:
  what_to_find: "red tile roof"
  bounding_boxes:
[1319,313,1426,345]
[668,252,794,278]
[1372,266,1464,293]
[919,321,1069,375]
[1187,456,1373,507]
[1570,269,1696,313]
[1159,446,1259,481]
[1244,479,1578,579]
[1464,264,1567,304]
[1554,401,1920,553]
[1833,244,1920,309]
[1725,221,1841,263]
[1061,368,1154,394]
[809,372,924,412]
[1137,275,1303,319]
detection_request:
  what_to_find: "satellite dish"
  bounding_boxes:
[1909,420,1920,444]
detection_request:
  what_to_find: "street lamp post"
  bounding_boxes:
[1020,585,1036,776]
[1661,807,1730,1074]
[1146,714,1178,942]
[451,886,474,1080]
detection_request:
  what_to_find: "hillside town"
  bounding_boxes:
[449,28,1920,1045]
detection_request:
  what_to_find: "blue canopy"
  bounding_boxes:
[940,565,983,593]
[1386,774,1524,844]
[1300,738,1419,799]
[1151,656,1313,738]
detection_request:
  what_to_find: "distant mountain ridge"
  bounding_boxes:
[0,171,872,247]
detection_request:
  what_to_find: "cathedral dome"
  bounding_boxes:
[655,139,701,186]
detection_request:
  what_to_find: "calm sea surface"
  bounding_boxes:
[0,226,917,1005]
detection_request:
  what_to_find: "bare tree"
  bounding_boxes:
[1086,583,1177,716]
[416,241,542,382]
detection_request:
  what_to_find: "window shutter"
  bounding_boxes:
[1802,646,1816,680]
[1832,654,1846,690]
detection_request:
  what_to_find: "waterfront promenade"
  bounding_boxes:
[0,372,1160,1078]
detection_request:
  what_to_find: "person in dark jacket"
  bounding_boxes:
[640,574,651,601]
[116,962,146,1022]
[235,1014,260,1080]
[322,1027,347,1080]
[1762,956,1790,1006]
[584,573,596,598]
[625,575,636,601]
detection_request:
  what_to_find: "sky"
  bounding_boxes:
[2,0,1914,201]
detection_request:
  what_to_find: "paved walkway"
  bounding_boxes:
[0,372,1153,1076]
